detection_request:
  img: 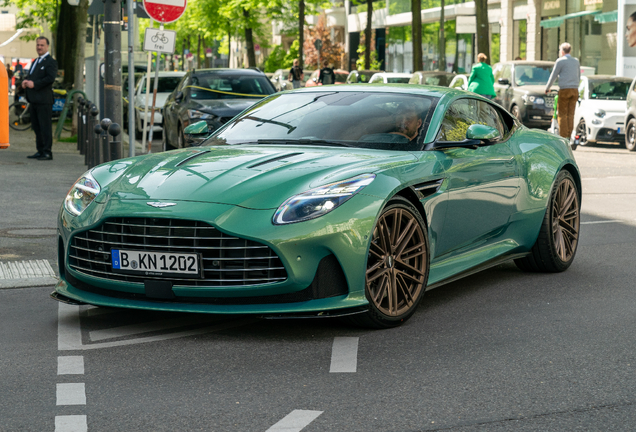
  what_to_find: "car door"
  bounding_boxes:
[163,74,189,146]
[501,65,514,110]
[435,98,520,256]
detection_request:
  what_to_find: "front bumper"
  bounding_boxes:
[54,196,383,315]
[583,114,625,142]
[522,105,553,128]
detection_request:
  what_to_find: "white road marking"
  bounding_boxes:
[58,356,84,375]
[55,415,87,432]
[56,383,86,405]
[58,303,82,351]
[0,259,57,288]
[266,410,323,432]
[581,220,622,225]
[58,302,255,350]
[89,316,219,342]
[330,337,359,373]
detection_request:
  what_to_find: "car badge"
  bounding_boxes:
[147,202,177,208]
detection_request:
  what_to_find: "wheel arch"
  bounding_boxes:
[560,163,582,202]
[395,187,429,228]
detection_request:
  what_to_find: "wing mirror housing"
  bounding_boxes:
[175,91,184,103]
[183,120,210,146]
[498,78,510,85]
[466,124,501,142]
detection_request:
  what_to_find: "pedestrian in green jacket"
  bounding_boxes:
[467,53,496,99]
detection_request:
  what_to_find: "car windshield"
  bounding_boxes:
[188,73,275,100]
[589,79,631,100]
[210,91,437,150]
[514,65,553,86]
[139,76,182,94]
[387,77,411,83]
[424,74,452,86]
[335,73,348,83]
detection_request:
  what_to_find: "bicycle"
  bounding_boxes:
[151,32,169,44]
[9,90,73,132]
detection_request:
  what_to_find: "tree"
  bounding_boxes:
[303,15,344,69]
[439,0,445,71]
[71,0,89,134]
[475,0,490,64]
[356,31,381,70]
[411,0,422,73]
[364,0,373,69]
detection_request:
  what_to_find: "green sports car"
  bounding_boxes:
[52,85,581,328]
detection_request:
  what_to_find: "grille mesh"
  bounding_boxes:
[68,218,287,287]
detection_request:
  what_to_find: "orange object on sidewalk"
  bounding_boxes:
[0,59,8,149]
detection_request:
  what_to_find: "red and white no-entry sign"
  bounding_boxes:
[143,0,187,23]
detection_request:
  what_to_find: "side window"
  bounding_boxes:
[475,101,507,139]
[437,99,480,141]
[493,64,503,81]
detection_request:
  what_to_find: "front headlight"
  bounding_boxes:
[522,95,544,105]
[594,109,606,118]
[187,109,214,120]
[64,172,101,216]
[273,174,376,225]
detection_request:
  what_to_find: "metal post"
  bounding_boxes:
[88,104,99,166]
[109,123,121,162]
[77,98,84,152]
[92,123,102,168]
[103,0,122,160]
[100,118,112,164]
[147,25,163,152]
[127,0,135,158]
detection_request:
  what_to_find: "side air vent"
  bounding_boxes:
[413,179,444,198]
[248,153,303,169]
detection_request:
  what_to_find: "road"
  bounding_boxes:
[1,131,636,432]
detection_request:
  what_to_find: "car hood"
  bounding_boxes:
[135,93,170,108]
[516,85,555,94]
[96,146,418,209]
[190,99,261,117]
[582,99,626,113]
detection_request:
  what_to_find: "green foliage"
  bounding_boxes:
[356,46,382,70]
[263,45,287,72]
[2,0,58,39]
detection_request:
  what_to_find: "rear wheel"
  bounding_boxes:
[626,118,636,151]
[9,101,31,131]
[515,170,580,272]
[177,124,185,148]
[511,105,521,121]
[349,196,429,329]
[162,123,175,152]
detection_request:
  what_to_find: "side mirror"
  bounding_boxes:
[466,124,500,142]
[183,120,210,146]
[498,78,510,85]
[175,91,184,103]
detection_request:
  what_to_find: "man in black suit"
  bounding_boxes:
[22,36,57,160]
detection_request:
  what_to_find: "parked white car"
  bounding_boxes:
[133,71,185,138]
[368,72,412,84]
[572,75,632,146]
[448,74,468,90]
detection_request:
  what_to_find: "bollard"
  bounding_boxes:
[108,123,121,162]
[76,97,84,152]
[88,104,99,167]
[92,124,102,168]
[100,118,112,164]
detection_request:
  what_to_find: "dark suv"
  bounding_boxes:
[493,61,556,128]
[162,68,276,150]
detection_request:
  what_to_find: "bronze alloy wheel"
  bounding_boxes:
[515,170,580,273]
[551,175,580,263]
[358,197,429,328]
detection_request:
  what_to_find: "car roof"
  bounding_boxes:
[585,75,632,81]
[373,72,412,77]
[499,61,555,66]
[140,71,185,78]
[413,71,455,76]
[286,83,463,98]
[189,68,267,76]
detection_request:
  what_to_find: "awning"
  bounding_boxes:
[540,9,601,28]
[594,10,618,24]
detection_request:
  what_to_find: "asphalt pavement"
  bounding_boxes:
[1,131,636,432]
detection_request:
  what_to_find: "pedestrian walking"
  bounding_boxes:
[318,62,335,85]
[22,36,57,161]
[288,59,304,89]
[545,42,580,140]
[467,53,495,100]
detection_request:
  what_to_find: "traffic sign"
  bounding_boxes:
[143,28,177,53]
[143,0,187,23]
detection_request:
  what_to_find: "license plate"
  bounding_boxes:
[618,127,621,134]
[111,249,202,278]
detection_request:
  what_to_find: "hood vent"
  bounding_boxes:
[248,152,303,169]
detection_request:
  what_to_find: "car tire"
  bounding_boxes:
[626,118,636,151]
[162,123,174,152]
[511,105,521,121]
[134,112,143,140]
[348,196,429,329]
[514,170,580,273]
[576,119,588,146]
[177,124,185,149]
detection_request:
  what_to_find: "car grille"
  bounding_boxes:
[545,96,555,107]
[68,218,287,287]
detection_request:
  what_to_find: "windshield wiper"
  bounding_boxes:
[256,138,354,147]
